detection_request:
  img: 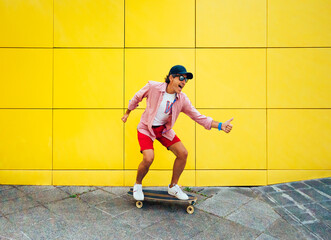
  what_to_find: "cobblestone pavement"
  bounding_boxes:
[0,178,330,239]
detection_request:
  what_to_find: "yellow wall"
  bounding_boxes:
[0,0,330,186]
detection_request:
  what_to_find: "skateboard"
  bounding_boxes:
[128,188,198,214]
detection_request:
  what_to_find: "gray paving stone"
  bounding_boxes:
[20,216,80,240]
[0,196,40,216]
[6,205,55,229]
[267,190,312,206]
[144,186,168,191]
[304,180,326,188]
[0,185,14,191]
[143,219,201,240]
[196,195,245,217]
[215,189,253,205]
[28,187,70,204]
[273,207,303,226]
[319,178,331,185]
[256,233,278,240]
[79,189,117,206]
[302,203,331,221]
[16,185,56,194]
[95,196,136,217]
[59,186,97,195]
[257,186,279,194]
[226,199,280,232]
[232,187,258,198]
[114,202,176,230]
[198,187,228,197]
[304,221,331,240]
[188,187,205,192]
[168,207,221,232]
[258,193,279,208]
[295,224,321,240]
[325,219,331,227]
[272,183,295,192]
[0,216,30,239]
[63,216,150,240]
[122,230,155,240]
[313,185,331,197]
[283,205,317,224]
[299,188,330,202]
[191,218,260,240]
[44,197,102,222]
[99,186,130,196]
[264,218,311,240]
[321,201,331,211]
[288,181,310,189]
[0,187,26,202]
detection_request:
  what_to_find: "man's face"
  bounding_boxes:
[170,74,188,94]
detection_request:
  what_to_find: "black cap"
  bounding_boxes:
[169,65,193,79]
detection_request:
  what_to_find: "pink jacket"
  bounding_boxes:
[128,81,213,141]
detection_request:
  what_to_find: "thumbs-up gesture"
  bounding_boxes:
[221,117,234,133]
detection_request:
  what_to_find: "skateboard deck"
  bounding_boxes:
[128,188,197,214]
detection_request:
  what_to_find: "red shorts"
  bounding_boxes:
[137,125,181,152]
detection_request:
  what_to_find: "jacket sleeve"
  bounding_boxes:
[127,82,150,111]
[181,94,213,130]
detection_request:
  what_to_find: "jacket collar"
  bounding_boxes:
[156,82,181,100]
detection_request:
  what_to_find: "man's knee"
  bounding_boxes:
[178,149,188,160]
[142,150,154,167]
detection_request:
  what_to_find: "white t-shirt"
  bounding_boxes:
[152,92,176,126]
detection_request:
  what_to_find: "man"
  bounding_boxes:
[121,65,233,201]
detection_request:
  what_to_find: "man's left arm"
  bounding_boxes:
[211,118,234,133]
[181,94,233,133]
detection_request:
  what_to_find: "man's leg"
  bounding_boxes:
[135,149,154,184]
[168,141,188,187]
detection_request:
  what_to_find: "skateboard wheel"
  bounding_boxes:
[186,205,194,214]
[136,201,143,208]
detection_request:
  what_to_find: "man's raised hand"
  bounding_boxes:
[221,117,234,133]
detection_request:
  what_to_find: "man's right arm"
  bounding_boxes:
[121,82,150,123]
[121,109,131,123]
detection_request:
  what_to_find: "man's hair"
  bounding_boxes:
[165,74,170,84]
[165,74,176,84]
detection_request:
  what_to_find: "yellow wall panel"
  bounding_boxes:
[54,49,123,108]
[0,49,52,108]
[125,110,195,170]
[125,0,194,47]
[196,49,266,108]
[0,110,52,170]
[0,170,52,185]
[125,170,195,187]
[197,0,266,47]
[268,109,331,170]
[53,109,123,169]
[125,49,195,109]
[197,170,266,186]
[54,0,124,47]
[53,171,123,186]
[268,170,331,185]
[197,109,266,169]
[268,0,331,47]
[267,48,331,108]
[0,0,53,47]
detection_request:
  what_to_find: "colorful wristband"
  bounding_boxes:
[218,122,222,131]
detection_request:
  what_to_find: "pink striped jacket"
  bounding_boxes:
[128,81,213,141]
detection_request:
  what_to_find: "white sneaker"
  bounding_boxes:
[168,184,189,200]
[133,184,144,201]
